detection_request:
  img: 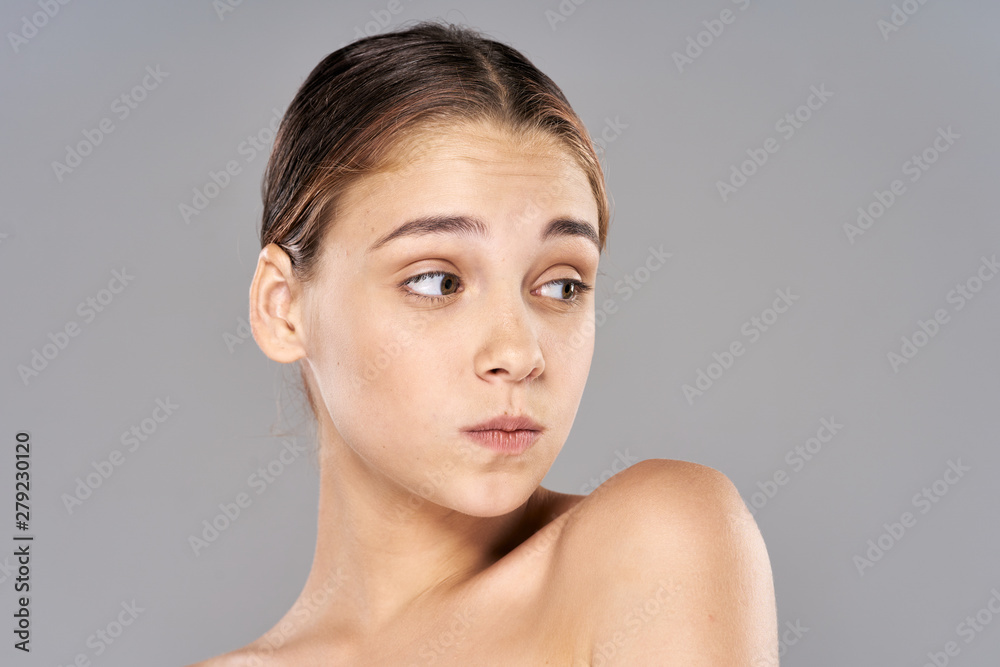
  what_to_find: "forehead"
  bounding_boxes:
[328,123,598,250]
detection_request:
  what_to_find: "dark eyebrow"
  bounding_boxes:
[365,214,600,254]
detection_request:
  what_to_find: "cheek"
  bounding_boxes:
[542,315,595,382]
[307,305,447,459]
[316,304,450,414]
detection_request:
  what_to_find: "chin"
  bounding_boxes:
[444,475,538,518]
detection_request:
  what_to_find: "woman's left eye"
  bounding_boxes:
[399,271,592,304]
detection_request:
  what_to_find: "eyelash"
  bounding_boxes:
[399,271,593,306]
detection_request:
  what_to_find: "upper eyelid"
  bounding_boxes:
[405,262,590,281]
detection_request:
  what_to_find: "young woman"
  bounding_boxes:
[193,20,777,666]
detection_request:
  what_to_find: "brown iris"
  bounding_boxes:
[440,275,458,295]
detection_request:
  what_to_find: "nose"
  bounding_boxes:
[474,295,545,383]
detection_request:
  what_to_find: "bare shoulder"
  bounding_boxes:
[548,458,778,666]
[185,649,258,667]
[184,641,298,667]
[185,652,238,667]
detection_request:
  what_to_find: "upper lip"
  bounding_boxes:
[464,415,543,432]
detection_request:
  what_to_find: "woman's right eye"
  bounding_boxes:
[400,271,462,302]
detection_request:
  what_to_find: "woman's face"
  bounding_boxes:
[300,122,601,517]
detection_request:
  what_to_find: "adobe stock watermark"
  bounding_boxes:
[61,397,180,514]
[17,267,135,386]
[405,609,475,666]
[671,0,754,73]
[578,449,640,494]
[504,117,623,237]
[853,458,970,576]
[582,578,684,667]
[682,287,800,406]
[545,0,592,32]
[242,564,351,666]
[744,416,844,516]
[521,507,574,565]
[335,252,667,393]
[222,315,253,353]
[565,245,673,352]
[7,0,74,54]
[877,0,933,42]
[591,115,628,160]
[51,66,170,183]
[0,555,16,585]
[188,438,309,556]
[56,600,145,667]
[390,439,479,525]
[336,0,420,47]
[919,586,1000,667]
[886,253,997,373]
[844,126,959,244]
[751,618,810,667]
[178,106,283,224]
[350,309,433,393]
[607,247,673,303]
[717,83,833,202]
[212,0,245,21]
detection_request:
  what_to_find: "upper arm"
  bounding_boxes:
[553,458,778,666]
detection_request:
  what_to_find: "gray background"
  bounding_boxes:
[1,0,998,665]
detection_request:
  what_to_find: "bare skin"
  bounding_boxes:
[190,121,777,666]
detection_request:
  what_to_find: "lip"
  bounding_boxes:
[462,415,544,455]
[463,429,541,455]
[464,415,543,432]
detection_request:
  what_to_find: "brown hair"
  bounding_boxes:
[258,19,612,424]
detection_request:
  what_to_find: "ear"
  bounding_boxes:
[249,243,308,363]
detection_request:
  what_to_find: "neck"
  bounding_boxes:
[287,423,552,641]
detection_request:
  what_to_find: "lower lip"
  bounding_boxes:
[463,429,540,455]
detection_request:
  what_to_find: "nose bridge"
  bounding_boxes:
[476,281,544,381]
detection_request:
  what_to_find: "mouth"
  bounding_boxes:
[463,429,541,455]
[462,415,543,455]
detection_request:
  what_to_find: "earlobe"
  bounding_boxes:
[249,243,307,363]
